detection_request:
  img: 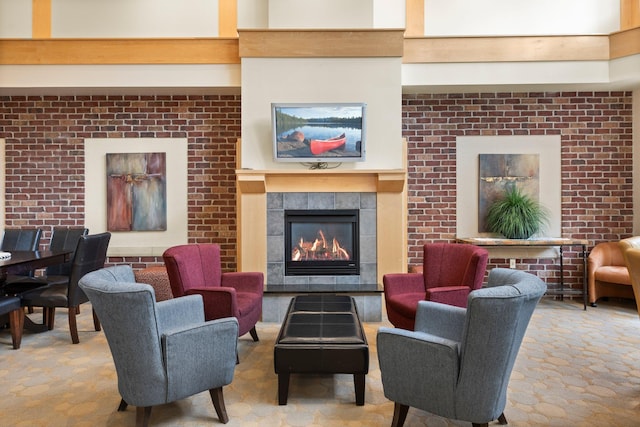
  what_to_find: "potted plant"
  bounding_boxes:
[485,186,549,239]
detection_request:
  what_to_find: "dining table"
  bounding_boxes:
[0,250,72,332]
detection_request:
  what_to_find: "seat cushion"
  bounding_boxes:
[386,292,425,318]
[595,266,631,285]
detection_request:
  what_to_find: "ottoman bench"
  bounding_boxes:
[273,294,369,405]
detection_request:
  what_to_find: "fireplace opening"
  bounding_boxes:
[284,209,359,276]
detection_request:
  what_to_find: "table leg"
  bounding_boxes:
[582,244,587,310]
[559,246,564,301]
[278,373,289,405]
[354,373,365,406]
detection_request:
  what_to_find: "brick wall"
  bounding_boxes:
[0,95,241,271]
[403,91,634,291]
[0,91,634,292]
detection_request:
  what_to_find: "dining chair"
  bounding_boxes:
[1,228,43,252]
[3,227,89,295]
[0,296,24,349]
[0,228,43,279]
[19,232,111,344]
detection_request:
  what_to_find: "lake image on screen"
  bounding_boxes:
[274,105,364,159]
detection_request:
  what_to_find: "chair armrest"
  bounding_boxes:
[156,294,205,331]
[185,287,238,319]
[162,317,239,401]
[425,286,471,307]
[221,272,264,295]
[383,273,424,297]
[377,327,459,406]
[414,300,466,342]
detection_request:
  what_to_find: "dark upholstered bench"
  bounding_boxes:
[273,294,369,405]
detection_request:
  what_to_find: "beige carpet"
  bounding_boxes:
[2,298,640,427]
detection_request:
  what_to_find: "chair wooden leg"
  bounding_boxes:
[92,308,101,331]
[498,412,508,424]
[9,307,24,349]
[209,387,229,424]
[69,306,80,344]
[135,406,152,427]
[117,399,128,411]
[391,402,409,427]
[46,307,56,330]
[249,326,259,342]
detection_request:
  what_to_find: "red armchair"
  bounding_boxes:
[383,243,489,330]
[163,244,264,341]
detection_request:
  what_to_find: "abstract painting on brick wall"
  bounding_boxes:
[106,152,167,231]
[478,153,540,232]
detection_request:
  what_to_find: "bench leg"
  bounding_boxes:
[278,373,289,405]
[354,373,365,406]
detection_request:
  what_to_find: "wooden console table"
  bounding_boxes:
[456,237,589,310]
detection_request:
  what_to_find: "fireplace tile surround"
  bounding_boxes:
[236,168,407,323]
[266,192,377,286]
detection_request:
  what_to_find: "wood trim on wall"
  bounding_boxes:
[238,29,405,58]
[32,0,51,38]
[610,27,640,59]
[218,0,237,37]
[1,32,637,66]
[620,0,640,30]
[405,0,424,37]
[0,38,240,64]
[403,35,610,63]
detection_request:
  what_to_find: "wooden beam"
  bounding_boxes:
[219,0,237,37]
[404,35,610,63]
[32,0,51,38]
[620,0,640,30]
[610,27,640,59]
[0,38,240,65]
[238,29,404,58]
[405,0,424,37]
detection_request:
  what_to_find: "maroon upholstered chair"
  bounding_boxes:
[163,244,264,341]
[383,243,489,330]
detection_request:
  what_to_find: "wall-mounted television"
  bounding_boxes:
[272,102,366,164]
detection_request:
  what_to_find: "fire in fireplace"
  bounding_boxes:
[284,209,360,276]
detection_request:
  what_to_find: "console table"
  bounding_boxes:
[456,237,589,310]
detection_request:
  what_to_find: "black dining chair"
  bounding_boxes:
[3,227,89,295]
[1,228,43,252]
[0,228,43,280]
[19,232,111,344]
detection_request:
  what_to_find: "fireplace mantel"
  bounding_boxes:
[236,168,407,284]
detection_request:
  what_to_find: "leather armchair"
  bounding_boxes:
[79,265,238,427]
[163,244,263,341]
[377,268,547,427]
[383,243,488,330]
[587,241,635,306]
[619,236,640,317]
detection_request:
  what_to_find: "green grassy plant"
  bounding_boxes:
[486,186,549,239]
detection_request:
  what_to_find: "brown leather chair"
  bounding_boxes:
[619,236,640,317]
[587,241,635,306]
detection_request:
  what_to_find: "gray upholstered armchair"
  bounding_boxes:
[79,265,239,427]
[377,268,546,427]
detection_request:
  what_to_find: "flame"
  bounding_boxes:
[291,227,351,261]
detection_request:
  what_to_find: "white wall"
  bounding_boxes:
[268,0,374,29]
[51,0,219,37]
[0,0,31,38]
[240,57,403,170]
[424,0,619,36]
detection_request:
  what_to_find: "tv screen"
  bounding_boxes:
[272,102,366,163]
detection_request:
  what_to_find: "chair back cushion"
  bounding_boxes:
[79,265,167,405]
[163,244,223,297]
[422,243,488,291]
[455,268,546,422]
[67,232,111,306]
[46,227,89,276]
[1,228,42,251]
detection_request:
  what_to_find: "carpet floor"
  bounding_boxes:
[1,297,640,426]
